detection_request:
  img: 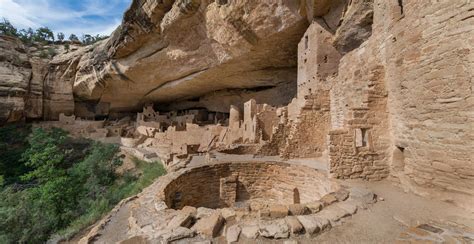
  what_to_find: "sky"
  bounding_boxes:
[0,0,131,37]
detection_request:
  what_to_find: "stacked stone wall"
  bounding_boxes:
[163,162,339,209]
[323,0,473,210]
[379,0,474,210]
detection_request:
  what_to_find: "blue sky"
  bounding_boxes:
[0,0,131,37]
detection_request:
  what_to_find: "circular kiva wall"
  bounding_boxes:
[163,162,339,210]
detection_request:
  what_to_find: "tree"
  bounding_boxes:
[0,18,18,37]
[35,27,54,42]
[57,32,65,42]
[18,28,35,43]
[81,34,93,45]
[68,33,79,42]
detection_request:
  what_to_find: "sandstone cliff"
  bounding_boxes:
[59,0,311,118]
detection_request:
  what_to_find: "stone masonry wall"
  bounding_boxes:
[380,0,474,210]
[163,162,339,209]
[282,92,331,159]
[325,0,473,210]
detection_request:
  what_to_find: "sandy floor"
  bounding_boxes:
[301,180,474,243]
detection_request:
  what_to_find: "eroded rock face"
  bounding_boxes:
[0,35,77,122]
[333,0,374,53]
[0,35,31,123]
[59,0,309,114]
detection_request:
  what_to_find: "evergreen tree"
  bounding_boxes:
[57,32,65,42]
[0,18,18,37]
[35,27,54,42]
[68,33,79,42]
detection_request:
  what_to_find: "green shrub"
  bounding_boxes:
[0,128,166,243]
[47,47,56,57]
[39,50,48,59]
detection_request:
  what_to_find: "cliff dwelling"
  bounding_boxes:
[0,0,473,243]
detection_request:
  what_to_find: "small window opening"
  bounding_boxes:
[304,35,308,49]
[356,128,369,147]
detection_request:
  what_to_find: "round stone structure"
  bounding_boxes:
[161,161,340,210]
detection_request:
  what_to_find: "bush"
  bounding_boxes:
[47,47,56,57]
[0,128,166,243]
[39,50,48,59]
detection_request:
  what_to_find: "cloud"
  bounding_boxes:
[0,0,130,37]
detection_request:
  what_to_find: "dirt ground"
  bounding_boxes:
[303,179,474,243]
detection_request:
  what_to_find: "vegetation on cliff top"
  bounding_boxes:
[0,18,108,46]
[0,126,166,243]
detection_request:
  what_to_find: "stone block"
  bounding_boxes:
[226,225,241,243]
[269,204,289,218]
[259,219,290,239]
[320,194,338,207]
[334,189,350,202]
[306,201,322,213]
[285,216,304,235]
[168,211,194,229]
[316,206,351,225]
[192,212,224,238]
[296,215,330,236]
[161,227,195,242]
[335,201,358,215]
[241,224,259,239]
[196,207,214,219]
[221,208,236,221]
[181,206,197,218]
[288,204,309,216]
